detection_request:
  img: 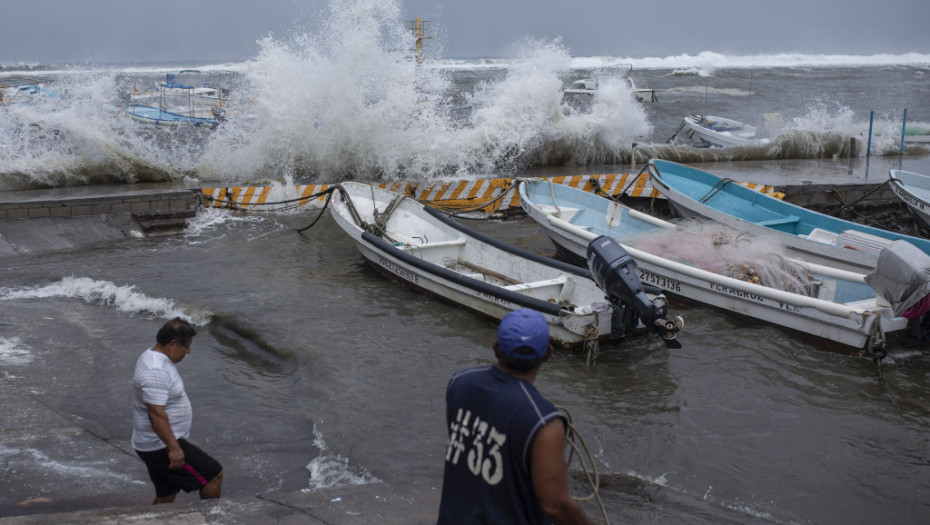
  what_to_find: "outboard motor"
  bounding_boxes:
[587,236,683,348]
[865,239,930,348]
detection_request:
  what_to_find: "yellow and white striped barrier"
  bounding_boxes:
[200,173,780,213]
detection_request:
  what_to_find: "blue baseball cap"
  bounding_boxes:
[497,308,550,359]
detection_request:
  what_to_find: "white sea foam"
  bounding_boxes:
[0,0,927,188]
[183,206,275,238]
[8,446,142,483]
[572,51,930,73]
[0,337,34,366]
[304,425,380,491]
[0,277,212,325]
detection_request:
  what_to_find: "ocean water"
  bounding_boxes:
[2,1,930,523]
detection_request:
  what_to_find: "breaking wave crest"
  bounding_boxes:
[304,425,380,490]
[0,276,212,325]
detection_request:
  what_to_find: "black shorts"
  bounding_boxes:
[136,439,222,498]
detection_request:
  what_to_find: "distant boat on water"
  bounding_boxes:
[0,77,58,105]
[675,114,762,148]
[123,70,239,129]
[561,65,656,112]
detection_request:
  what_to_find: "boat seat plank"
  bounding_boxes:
[503,276,567,292]
[538,205,580,222]
[755,215,799,227]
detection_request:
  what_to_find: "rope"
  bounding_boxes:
[200,187,337,212]
[317,184,405,244]
[583,322,600,366]
[595,165,659,214]
[825,180,893,229]
[666,119,687,143]
[296,190,335,233]
[621,165,652,199]
[201,179,521,221]
[549,180,563,217]
[558,404,609,525]
[864,318,887,385]
[426,181,519,219]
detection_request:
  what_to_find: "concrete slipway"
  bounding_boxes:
[0,174,903,524]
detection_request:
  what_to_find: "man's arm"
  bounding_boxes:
[530,419,593,525]
[147,403,184,469]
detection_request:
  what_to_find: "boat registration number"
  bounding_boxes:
[639,269,681,293]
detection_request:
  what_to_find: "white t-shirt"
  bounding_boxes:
[131,348,193,452]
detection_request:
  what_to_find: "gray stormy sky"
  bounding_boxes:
[1,0,928,65]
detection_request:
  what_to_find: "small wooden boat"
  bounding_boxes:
[889,169,930,231]
[648,159,930,273]
[0,77,58,105]
[329,182,682,350]
[679,114,760,148]
[125,104,220,128]
[123,71,235,129]
[517,178,910,353]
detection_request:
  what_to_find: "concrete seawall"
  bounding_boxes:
[0,185,201,257]
[0,186,200,220]
[0,177,909,259]
[780,182,902,212]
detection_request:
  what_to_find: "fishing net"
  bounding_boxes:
[631,219,819,296]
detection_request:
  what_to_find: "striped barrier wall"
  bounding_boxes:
[200,173,780,212]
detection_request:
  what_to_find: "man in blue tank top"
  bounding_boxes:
[438,308,591,524]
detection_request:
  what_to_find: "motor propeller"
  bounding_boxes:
[586,235,684,348]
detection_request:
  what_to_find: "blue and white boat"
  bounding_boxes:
[647,159,930,273]
[125,104,219,128]
[0,77,59,105]
[124,71,231,129]
[517,177,911,352]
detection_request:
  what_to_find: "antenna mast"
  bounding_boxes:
[405,18,434,65]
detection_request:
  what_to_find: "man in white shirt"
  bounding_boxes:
[132,318,223,504]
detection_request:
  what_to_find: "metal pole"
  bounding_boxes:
[899,109,908,169]
[866,111,874,158]
[865,110,873,177]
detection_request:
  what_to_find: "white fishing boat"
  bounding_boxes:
[889,169,930,231]
[517,178,914,353]
[329,182,683,351]
[679,114,760,147]
[561,66,656,110]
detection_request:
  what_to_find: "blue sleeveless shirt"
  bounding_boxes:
[437,365,566,525]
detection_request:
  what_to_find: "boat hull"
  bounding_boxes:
[682,115,757,148]
[890,169,930,232]
[126,105,219,128]
[518,178,906,351]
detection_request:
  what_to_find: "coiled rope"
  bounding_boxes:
[558,404,609,524]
